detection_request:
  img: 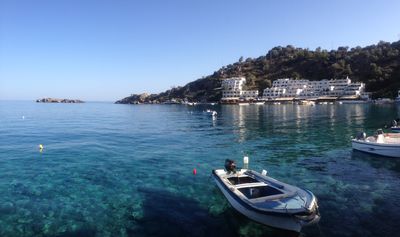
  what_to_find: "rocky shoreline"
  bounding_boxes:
[36,98,84,103]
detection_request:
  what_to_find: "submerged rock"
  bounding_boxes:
[0,202,15,214]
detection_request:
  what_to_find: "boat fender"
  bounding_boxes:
[261,170,267,176]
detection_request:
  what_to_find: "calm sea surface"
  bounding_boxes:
[0,101,399,237]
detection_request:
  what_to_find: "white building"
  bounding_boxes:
[221,77,258,101]
[221,77,245,100]
[263,87,287,98]
[240,90,259,99]
[221,77,246,100]
[221,77,246,92]
[222,90,242,98]
[263,77,365,99]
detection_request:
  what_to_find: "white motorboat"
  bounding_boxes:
[352,129,400,158]
[390,119,400,133]
[212,160,320,232]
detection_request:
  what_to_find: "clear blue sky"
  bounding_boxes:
[1,0,399,101]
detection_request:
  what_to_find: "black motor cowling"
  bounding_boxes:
[224,159,236,174]
[356,131,366,140]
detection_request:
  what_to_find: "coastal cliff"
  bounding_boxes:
[116,40,400,104]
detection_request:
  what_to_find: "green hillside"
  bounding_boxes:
[116,40,400,104]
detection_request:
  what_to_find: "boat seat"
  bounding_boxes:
[238,185,284,199]
[234,182,266,188]
[227,175,258,185]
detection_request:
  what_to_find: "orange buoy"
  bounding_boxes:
[193,168,197,175]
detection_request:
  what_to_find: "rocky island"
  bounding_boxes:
[36,98,84,103]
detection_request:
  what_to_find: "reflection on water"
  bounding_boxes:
[0,102,399,237]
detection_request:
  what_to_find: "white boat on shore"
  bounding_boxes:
[352,129,400,158]
[374,98,394,104]
[337,100,369,104]
[298,100,315,106]
[212,159,320,232]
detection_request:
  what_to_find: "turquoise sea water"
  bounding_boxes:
[0,101,399,237]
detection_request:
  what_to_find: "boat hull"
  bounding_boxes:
[391,127,400,133]
[352,139,400,158]
[213,173,310,232]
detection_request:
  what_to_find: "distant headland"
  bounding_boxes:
[36,98,84,103]
[116,40,400,104]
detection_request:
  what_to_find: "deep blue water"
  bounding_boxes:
[0,101,400,237]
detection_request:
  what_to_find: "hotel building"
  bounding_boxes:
[221,77,259,101]
[262,77,365,100]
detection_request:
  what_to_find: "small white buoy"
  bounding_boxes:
[261,169,268,176]
[39,144,44,152]
[22,116,25,120]
[243,156,249,169]
[243,156,249,164]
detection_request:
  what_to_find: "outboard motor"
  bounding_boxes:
[356,131,366,140]
[224,159,236,174]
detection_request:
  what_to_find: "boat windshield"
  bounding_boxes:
[238,186,283,199]
[227,176,258,185]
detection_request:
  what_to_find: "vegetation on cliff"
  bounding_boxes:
[116,40,400,104]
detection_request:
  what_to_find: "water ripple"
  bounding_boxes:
[0,101,399,237]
